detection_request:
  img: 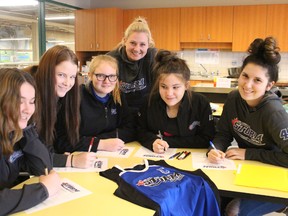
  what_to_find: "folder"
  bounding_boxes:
[234,164,288,192]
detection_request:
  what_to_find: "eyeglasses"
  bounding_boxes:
[93,73,118,82]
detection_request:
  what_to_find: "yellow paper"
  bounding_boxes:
[234,164,288,192]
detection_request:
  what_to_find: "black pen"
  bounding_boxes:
[158,130,163,140]
[169,152,181,160]
[177,151,191,160]
[158,130,166,151]
[176,151,186,160]
[182,151,191,160]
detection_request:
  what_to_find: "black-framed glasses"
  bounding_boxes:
[93,73,118,82]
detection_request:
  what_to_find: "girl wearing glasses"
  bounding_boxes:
[79,55,135,152]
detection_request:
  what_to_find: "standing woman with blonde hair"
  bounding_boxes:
[107,17,157,113]
[79,55,135,152]
[32,45,97,168]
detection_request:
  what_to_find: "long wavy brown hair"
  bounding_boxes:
[33,45,80,147]
[0,68,37,156]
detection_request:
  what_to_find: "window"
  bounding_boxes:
[45,2,76,51]
[0,1,77,68]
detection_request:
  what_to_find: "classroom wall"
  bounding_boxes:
[178,50,288,81]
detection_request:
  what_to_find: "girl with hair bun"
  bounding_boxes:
[107,17,157,114]
[207,37,288,215]
[137,49,215,153]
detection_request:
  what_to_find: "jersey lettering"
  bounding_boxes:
[279,128,288,140]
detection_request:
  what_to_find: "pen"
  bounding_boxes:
[176,151,184,159]
[178,151,190,160]
[88,137,95,152]
[177,151,187,160]
[158,130,166,151]
[182,151,191,160]
[44,167,48,176]
[209,141,222,158]
[209,141,217,150]
[169,152,181,159]
[158,130,163,140]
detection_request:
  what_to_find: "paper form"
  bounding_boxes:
[25,178,92,214]
[54,158,108,172]
[134,146,177,160]
[96,146,135,158]
[192,152,236,170]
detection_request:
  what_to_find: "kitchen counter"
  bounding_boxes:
[192,86,288,97]
[279,88,288,97]
[190,76,214,81]
[192,86,234,94]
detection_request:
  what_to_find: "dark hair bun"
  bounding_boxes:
[248,37,281,65]
[155,49,178,64]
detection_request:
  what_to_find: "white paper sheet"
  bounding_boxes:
[192,152,236,170]
[134,146,177,160]
[96,147,134,158]
[54,158,108,172]
[25,178,92,214]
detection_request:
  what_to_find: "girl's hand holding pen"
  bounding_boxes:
[207,141,225,163]
[152,139,169,154]
[69,152,97,169]
[39,170,61,197]
[207,149,226,163]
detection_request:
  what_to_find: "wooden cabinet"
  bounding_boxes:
[180,6,233,43]
[232,5,267,51]
[75,8,123,51]
[75,9,95,51]
[123,8,180,51]
[266,4,288,51]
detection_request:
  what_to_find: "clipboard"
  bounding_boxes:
[234,164,288,192]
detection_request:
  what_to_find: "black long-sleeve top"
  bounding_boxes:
[0,125,51,215]
[107,47,157,112]
[78,82,136,149]
[137,91,215,151]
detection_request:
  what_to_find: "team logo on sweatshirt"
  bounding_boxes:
[111,108,117,115]
[8,150,23,163]
[120,78,146,93]
[188,121,200,130]
[136,172,185,187]
[280,128,288,140]
[232,118,265,146]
